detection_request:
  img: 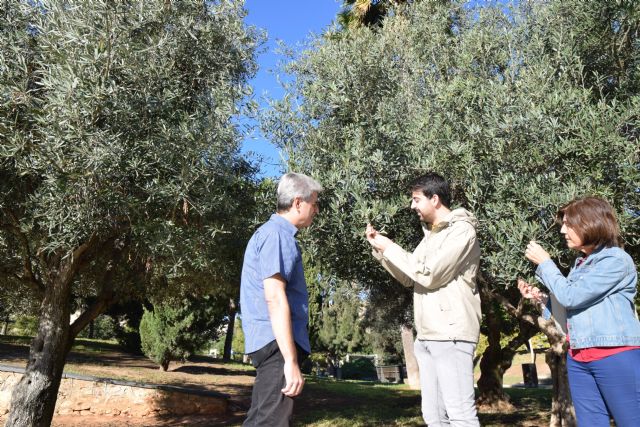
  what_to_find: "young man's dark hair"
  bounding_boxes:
[410,173,452,208]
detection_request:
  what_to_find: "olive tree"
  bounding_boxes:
[263,1,639,424]
[0,1,259,425]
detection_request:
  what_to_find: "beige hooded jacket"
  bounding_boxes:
[373,208,481,343]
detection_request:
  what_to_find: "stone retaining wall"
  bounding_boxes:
[0,366,228,418]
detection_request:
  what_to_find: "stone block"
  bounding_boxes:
[0,368,229,420]
[56,407,74,415]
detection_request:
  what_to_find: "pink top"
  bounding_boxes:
[569,345,640,362]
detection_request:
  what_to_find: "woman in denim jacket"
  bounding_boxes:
[519,197,640,427]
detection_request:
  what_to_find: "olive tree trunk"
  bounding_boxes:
[481,282,576,426]
[4,274,74,427]
[541,324,576,427]
[5,238,118,427]
[223,298,237,361]
[476,288,510,408]
[476,288,538,410]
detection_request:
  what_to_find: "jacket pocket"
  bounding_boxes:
[438,293,457,327]
[438,292,451,311]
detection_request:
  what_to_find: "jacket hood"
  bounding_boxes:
[448,208,478,228]
[422,208,478,234]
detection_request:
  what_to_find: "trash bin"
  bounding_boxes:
[522,363,538,388]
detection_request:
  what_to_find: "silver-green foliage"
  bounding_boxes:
[264,0,639,311]
[0,0,259,303]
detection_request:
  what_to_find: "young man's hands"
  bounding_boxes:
[366,223,393,252]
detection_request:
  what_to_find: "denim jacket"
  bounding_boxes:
[536,246,640,349]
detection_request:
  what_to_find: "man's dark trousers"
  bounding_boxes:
[243,340,308,427]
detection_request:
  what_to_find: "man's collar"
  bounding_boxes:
[423,212,454,233]
[270,213,298,236]
[423,221,450,233]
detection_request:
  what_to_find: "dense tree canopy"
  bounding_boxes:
[264,0,639,422]
[0,0,260,303]
[315,280,370,364]
[0,1,260,425]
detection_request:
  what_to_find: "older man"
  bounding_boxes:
[240,172,322,427]
[366,172,481,427]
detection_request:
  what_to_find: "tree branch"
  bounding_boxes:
[477,272,520,314]
[1,208,44,292]
[58,232,100,288]
[69,236,133,338]
[11,273,42,293]
[70,286,117,339]
[477,272,560,336]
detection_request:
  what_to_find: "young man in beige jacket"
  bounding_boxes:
[366,172,481,427]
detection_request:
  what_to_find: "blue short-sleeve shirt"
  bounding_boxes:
[240,214,310,354]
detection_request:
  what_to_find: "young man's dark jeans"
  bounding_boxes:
[243,340,309,427]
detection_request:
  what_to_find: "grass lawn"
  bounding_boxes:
[289,378,551,427]
[294,379,422,426]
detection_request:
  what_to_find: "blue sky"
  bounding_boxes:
[242,0,342,178]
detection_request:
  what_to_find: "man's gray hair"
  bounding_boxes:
[277,172,323,212]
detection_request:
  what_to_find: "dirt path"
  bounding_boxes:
[0,413,244,427]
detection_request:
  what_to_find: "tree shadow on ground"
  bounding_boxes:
[66,351,154,370]
[478,387,552,426]
[0,340,257,396]
[172,365,255,377]
[0,342,29,363]
[0,341,150,370]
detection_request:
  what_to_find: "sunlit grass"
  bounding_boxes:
[293,378,551,427]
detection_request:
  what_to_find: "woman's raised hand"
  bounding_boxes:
[525,240,551,265]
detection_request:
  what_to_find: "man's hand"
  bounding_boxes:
[366,223,393,252]
[264,274,305,397]
[525,240,551,265]
[281,360,304,397]
[365,223,377,243]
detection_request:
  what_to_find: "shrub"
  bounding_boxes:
[11,315,38,336]
[114,324,143,354]
[341,357,377,380]
[139,306,181,371]
[301,357,314,374]
[139,296,227,370]
[77,315,118,340]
